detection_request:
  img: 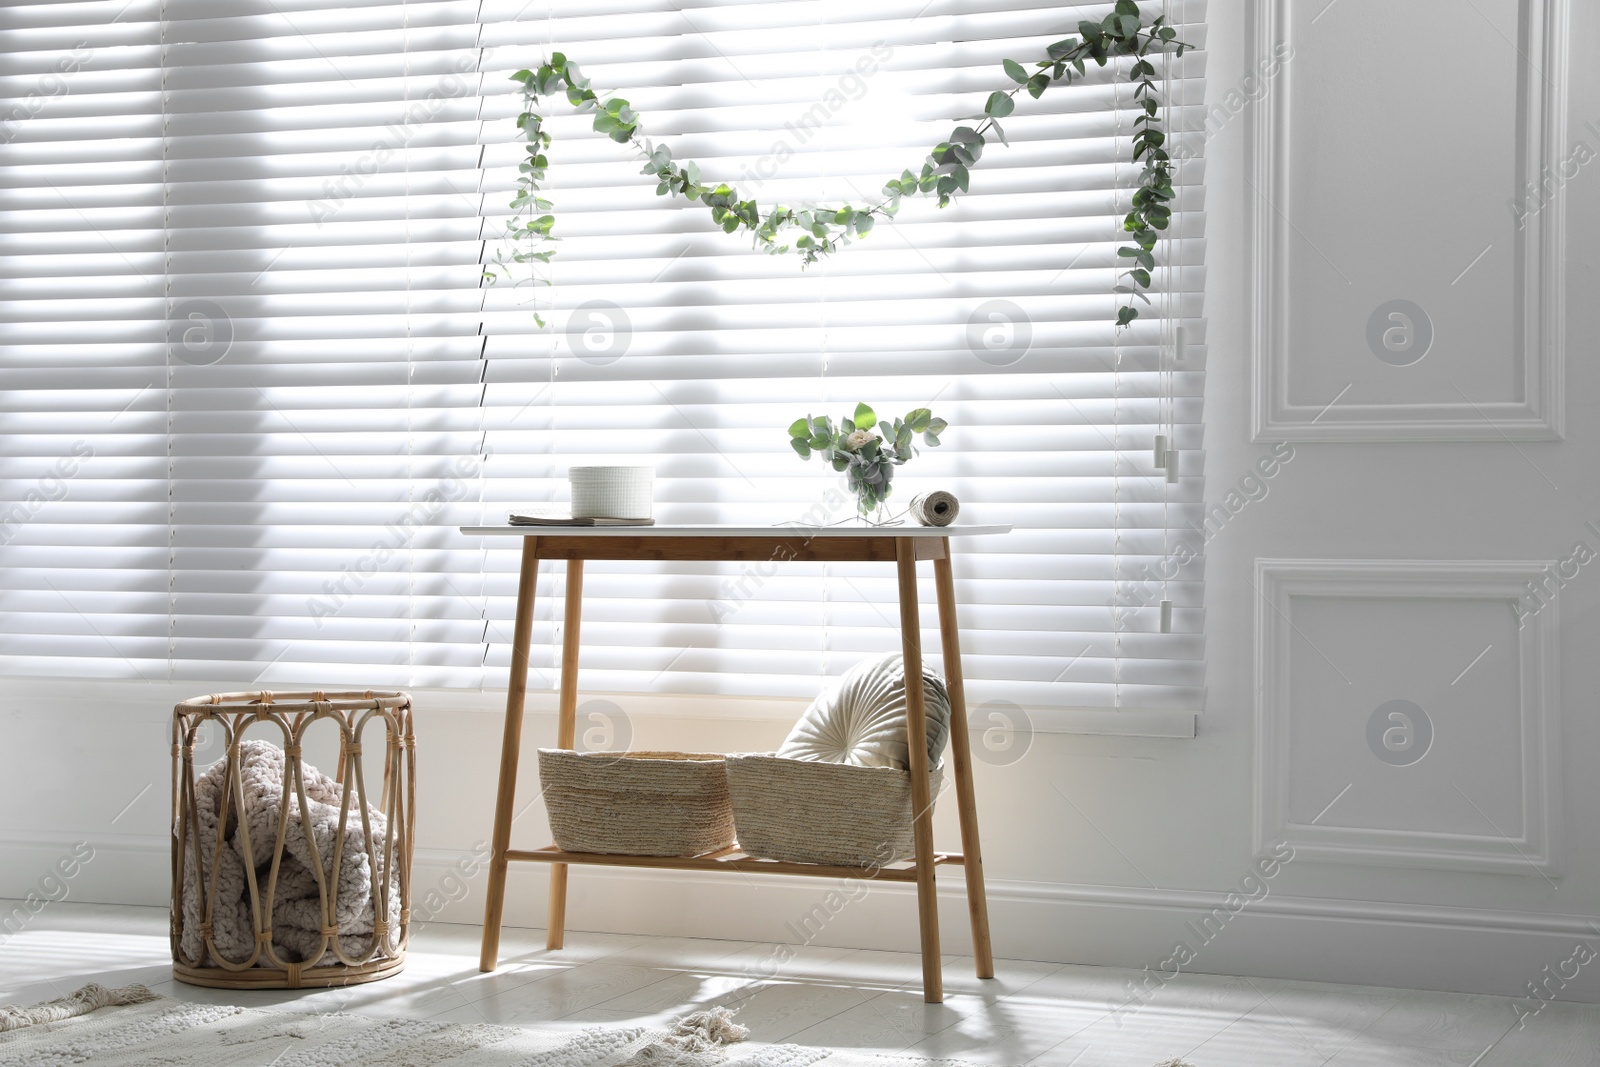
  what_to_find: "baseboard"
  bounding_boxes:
[2,830,1594,1004]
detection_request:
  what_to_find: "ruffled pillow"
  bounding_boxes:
[777,652,950,769]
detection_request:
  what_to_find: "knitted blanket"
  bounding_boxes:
[179,739,398,968]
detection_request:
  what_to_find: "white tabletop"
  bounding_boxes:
[459,524,1011,538]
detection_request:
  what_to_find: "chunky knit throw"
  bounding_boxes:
[179,739,397,968]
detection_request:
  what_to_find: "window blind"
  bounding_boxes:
[0,0,1208,720]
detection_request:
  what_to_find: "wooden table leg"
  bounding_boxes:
[934,551,995,980]
[895,539,943,1003]
[481,536,540,972]
[546,558,584,951]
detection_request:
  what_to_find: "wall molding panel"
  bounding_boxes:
[1250,0,1568,442]
[1254,559,1561,876]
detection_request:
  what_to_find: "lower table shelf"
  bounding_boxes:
[507,845,965,882]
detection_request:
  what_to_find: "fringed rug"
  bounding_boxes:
[0,983,1193,1067]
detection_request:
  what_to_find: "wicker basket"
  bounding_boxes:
[171,690,414,990]
[539,749,734,857]
[726,753,944,867]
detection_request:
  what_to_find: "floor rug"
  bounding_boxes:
[0,983,1193,1067]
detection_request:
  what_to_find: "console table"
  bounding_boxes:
[459,523,1010,1003]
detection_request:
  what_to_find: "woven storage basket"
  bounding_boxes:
[171,690,414,990]
[726,753,943,867]
[538,749,734,857]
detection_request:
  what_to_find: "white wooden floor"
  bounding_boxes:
[1,901,1595,1066]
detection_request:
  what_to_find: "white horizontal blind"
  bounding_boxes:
[0,0,168,680]
[476,0,1211,711]
[0,0,493,685]
[157,0,488,686]
[0,0,1208,716]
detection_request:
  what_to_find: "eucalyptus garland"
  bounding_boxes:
[485,1,1187,327]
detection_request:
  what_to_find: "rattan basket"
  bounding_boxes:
[726,753,944,867]
[538,749,734,857]
[171,690,414,990]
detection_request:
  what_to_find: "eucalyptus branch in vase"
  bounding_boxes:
[787,403,946,520]
[485,1,1188,328]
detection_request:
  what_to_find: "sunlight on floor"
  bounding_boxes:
[1,901,1593,1066]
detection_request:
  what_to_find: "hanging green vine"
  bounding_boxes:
[484,1,1187,327]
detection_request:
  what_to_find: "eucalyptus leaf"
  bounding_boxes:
[1047,37,1078,60]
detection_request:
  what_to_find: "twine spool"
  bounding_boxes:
[908,491,960,527]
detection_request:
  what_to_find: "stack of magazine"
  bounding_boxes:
[508,509,654,527]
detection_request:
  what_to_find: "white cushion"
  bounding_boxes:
[777,653,951,769]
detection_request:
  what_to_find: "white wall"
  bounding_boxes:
[3,0,1597,1006]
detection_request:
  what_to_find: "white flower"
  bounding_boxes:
[843,428,875,450]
